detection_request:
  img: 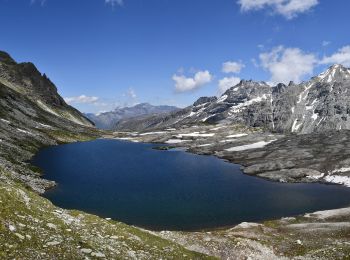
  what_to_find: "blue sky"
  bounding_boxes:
[1,0,350,113]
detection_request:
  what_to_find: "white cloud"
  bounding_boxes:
[259,46,317,84]
[125,88,137,99]
[218,77,241,94]
[322,41,331,47]
[222,61,245,74]
[64,95,99,104]
[173,70,212,92]
[320,45,350,67]
[238,0,319,19]
[121,88,138,106]
[105,0,123,7]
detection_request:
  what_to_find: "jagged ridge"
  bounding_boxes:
[115,64,350,134]
[0,51,94,127]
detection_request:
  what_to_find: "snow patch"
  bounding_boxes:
[297,83,314,104]
[117,137,139,142]
[220,139,237,143]
[330,167,350,174]
[197,143,213,147]
[217,94,228,103]
[225,140,277,152]
[139,131,166,136]
[291,119,302,132]
[324,175,350,187]
[185,107,206,119]
[210,125,225,131]
[230,94,269,113]
[307,172,325,180]
[177,132,215,138]
[226,133,248,138]
[201,115,213,122]
[165,139,189,144]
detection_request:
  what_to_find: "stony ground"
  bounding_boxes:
[156,207,350,259]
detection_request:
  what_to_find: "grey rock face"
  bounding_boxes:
[115,64,350,134]
[86,103,179,129]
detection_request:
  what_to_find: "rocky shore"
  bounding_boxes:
[110,123,350,188]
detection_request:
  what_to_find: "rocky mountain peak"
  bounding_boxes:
[316,64,350,83]
[0,50,94,127]
[0,51,16,65]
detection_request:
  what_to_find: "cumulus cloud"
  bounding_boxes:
[173,70,212,92]
[105,0,124,7]
[320,45,350,67]
[238,0,319,19]
[259,46,317,84]
[64,95,99,104]
[218,77,241,94]
[222,61,245,74]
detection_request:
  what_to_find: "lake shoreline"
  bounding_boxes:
[31,138,350,232]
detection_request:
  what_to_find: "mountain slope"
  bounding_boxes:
[86,103,179,129]
[115,64,350,134]
[0,51,94,127]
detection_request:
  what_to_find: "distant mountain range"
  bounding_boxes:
[85,103,179,129]
[115,64,350,134]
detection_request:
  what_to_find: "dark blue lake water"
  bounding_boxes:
[31,139,350,231]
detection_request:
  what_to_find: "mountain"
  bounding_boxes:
[0,51,94,127]
[86,103,179,129]
[0,50,99,192]
[115,64,350,134]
